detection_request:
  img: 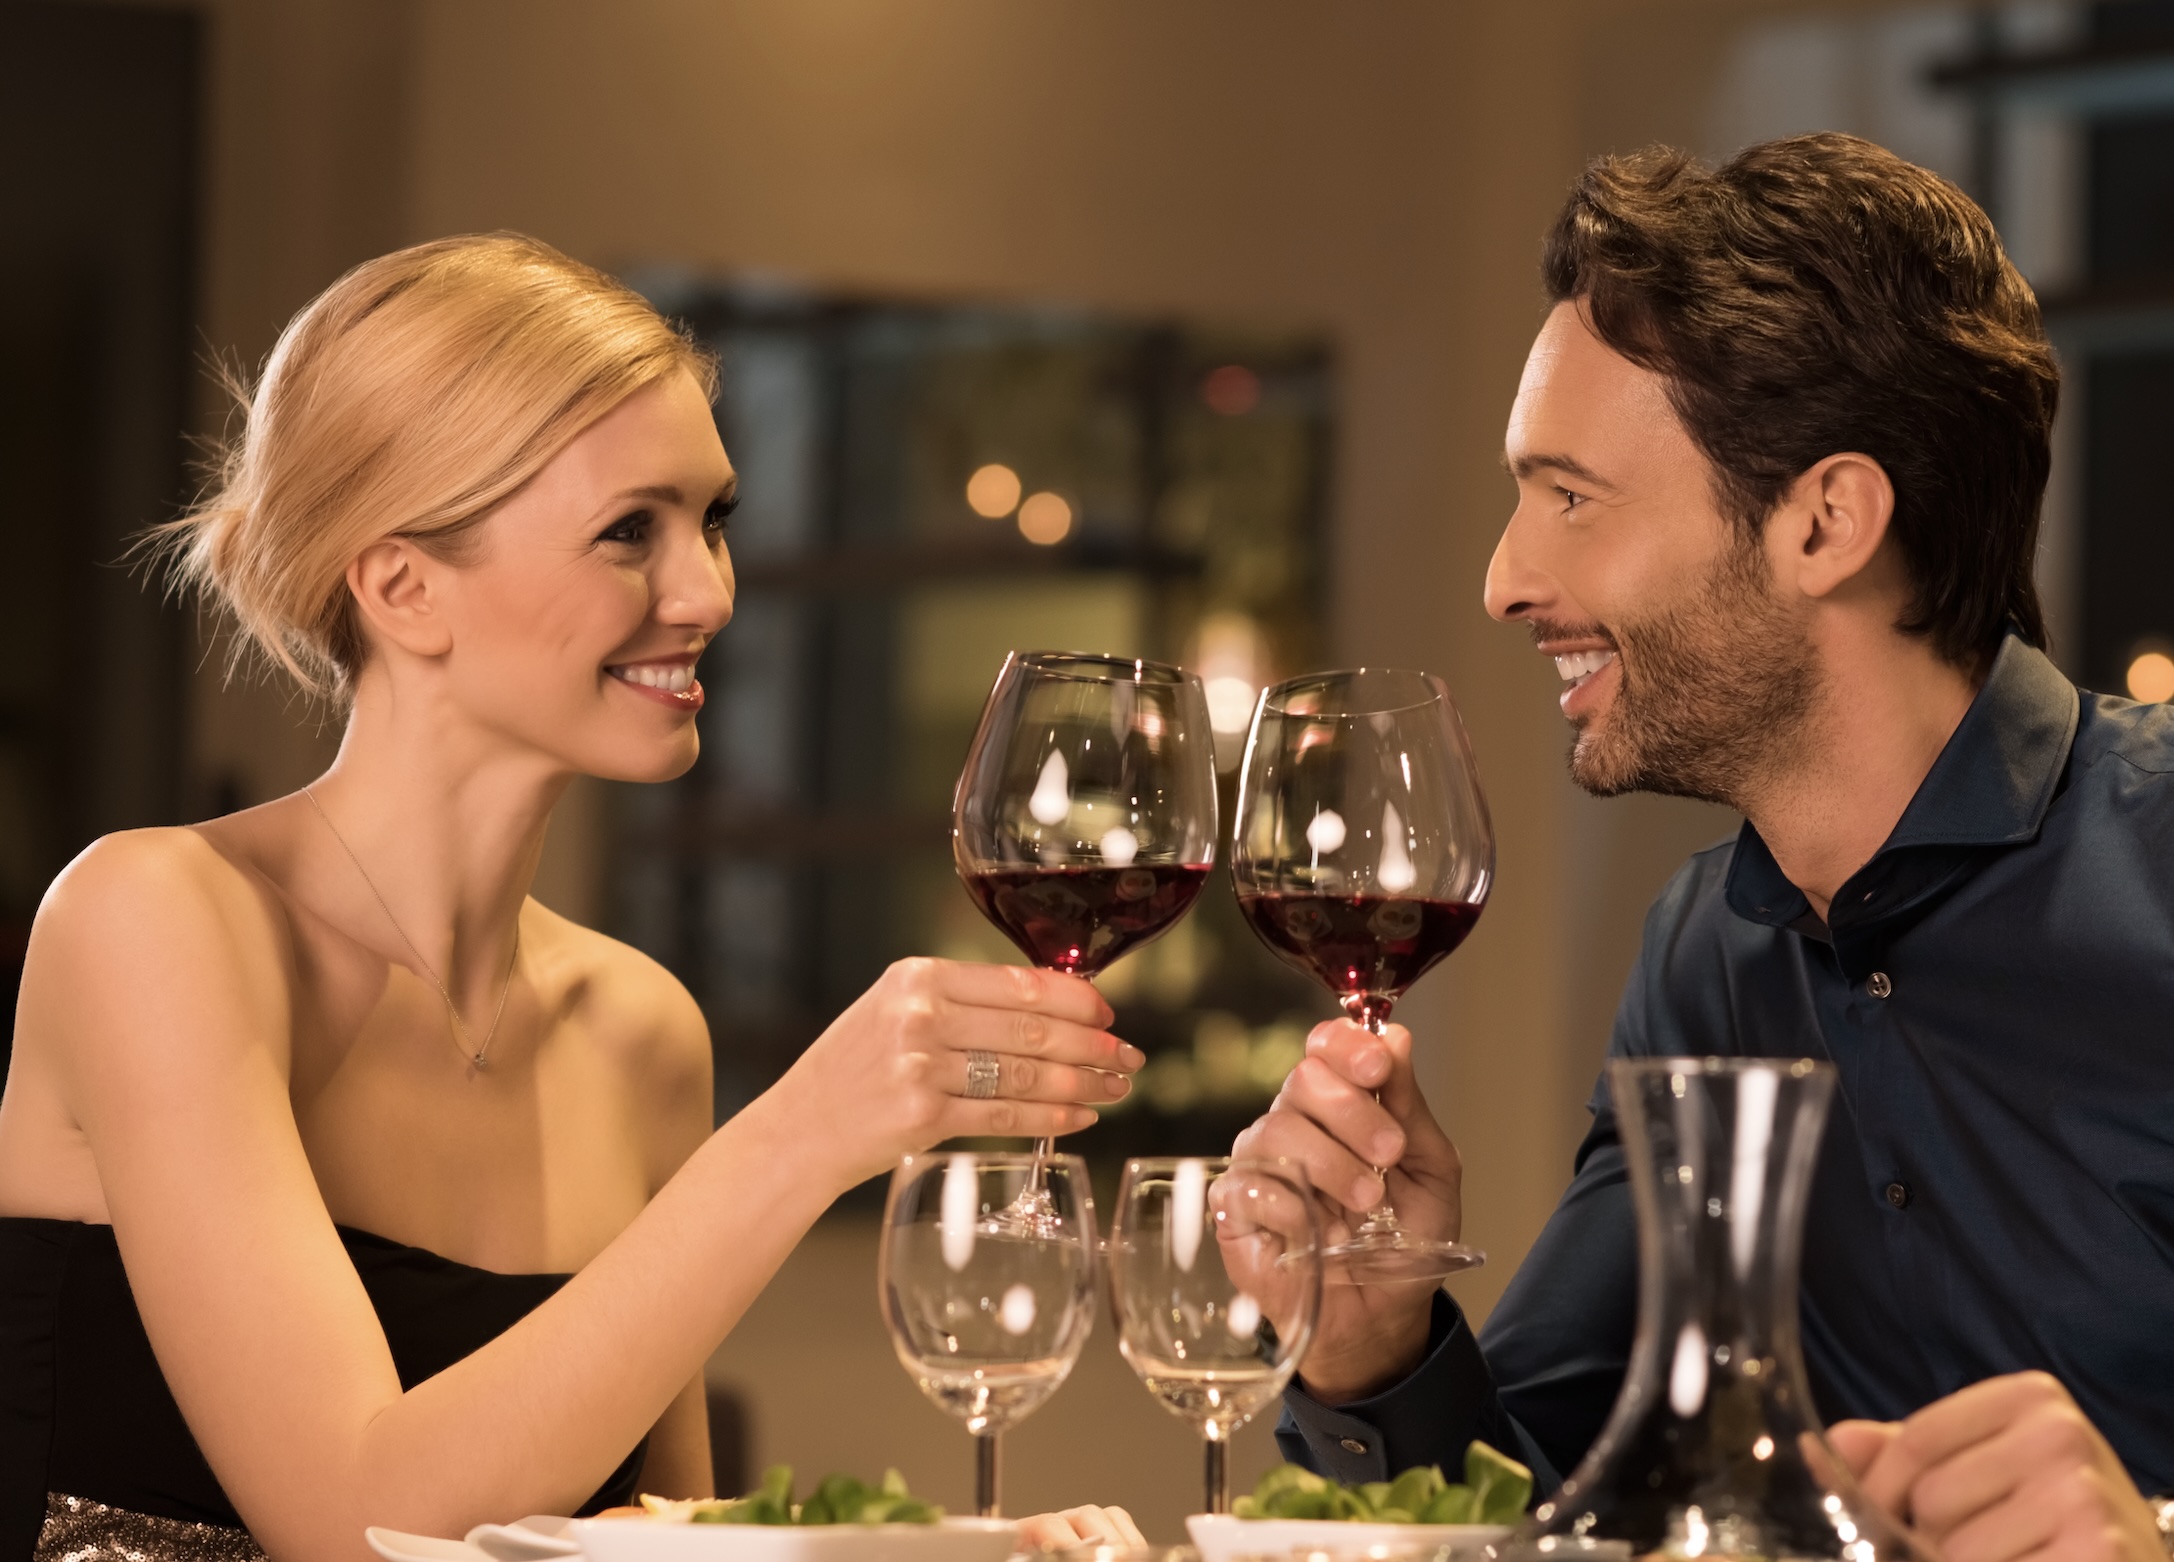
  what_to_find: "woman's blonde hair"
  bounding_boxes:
[164,232,717,697]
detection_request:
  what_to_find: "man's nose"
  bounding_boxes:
[1483,505,1551,623]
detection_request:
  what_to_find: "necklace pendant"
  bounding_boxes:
[471,1053,489,1072]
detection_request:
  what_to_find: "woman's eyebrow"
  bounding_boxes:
[611,483,685,505]
[592,478,734,519]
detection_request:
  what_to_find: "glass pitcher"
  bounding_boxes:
[1502,1057,1925,1562]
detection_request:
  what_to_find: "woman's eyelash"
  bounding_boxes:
[598,496,735,545]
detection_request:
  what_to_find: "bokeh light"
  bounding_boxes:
[965,462,1022,518]
[1201,364,1261,416]
[1017,491,1073,544]
[2126,649,2174,703]
[1191,610,1270,767]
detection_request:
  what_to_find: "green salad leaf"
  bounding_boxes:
[1230,1442,1532,1526]
[678,1465,943,1526]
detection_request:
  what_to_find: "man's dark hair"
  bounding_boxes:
[1543,132,2059,668]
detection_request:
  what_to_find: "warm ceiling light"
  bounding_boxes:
[1017,491,1073,545]
[1201,364,1261,416]
[966,463,1022,518]
[2127,649,2174,703]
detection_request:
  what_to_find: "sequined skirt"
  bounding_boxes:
[36,1494,267,1562]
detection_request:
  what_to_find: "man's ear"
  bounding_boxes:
[346,538,455,659]
[1774,452,1896,602]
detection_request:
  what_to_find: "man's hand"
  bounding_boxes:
[1232,1017,1463,1405]
[1828,1373,2163,1562]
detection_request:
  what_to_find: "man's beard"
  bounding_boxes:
[1549,535,1820,807]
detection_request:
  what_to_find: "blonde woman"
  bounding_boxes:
[0,236,1145,1561]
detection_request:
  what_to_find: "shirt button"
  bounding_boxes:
[1340,1437,1369,1455]
[1866,971,1893,999]
[1885,1181,1911,1209]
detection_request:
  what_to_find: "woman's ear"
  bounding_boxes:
[1781,452,1896,602]
[346,539,455,659]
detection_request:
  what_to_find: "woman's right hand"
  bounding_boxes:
[775,958,1142,1190]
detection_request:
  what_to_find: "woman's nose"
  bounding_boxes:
[659,528,735,633]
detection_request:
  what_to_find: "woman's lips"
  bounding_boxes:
[607,662,704,711]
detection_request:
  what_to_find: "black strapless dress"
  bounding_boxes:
[0,1218,646,1560]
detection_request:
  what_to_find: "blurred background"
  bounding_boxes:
[4,0,2170,1538]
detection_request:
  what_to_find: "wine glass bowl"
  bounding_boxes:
[879,1152,1099,1516]
[954,651,1220,977]
[1232,668,1493,1284]
[1108,1157,1323,1514]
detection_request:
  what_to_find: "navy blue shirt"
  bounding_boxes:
[1279,635,2174,1498]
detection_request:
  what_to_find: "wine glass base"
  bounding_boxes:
[1321,1235,1486,1286]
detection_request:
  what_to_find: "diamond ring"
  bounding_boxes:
[964,1050,1002,1100]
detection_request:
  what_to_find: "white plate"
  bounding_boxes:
[572,1516,1019,1562]
[1185,1513,1508,1562]
[367,1528,493,1562]
[467,1519,583,1559]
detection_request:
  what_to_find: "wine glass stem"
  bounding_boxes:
[1017,958,1084,1213]
[1203,1433,1230,1514]
[975,1430,1002,1517]
[1358,1007,1403,1235]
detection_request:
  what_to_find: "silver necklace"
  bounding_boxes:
[304,787,520,1072]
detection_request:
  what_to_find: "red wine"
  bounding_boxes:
[1236,892,1483,1024]
[961,864,1213,977]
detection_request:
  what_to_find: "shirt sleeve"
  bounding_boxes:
[1272,870,1686,1491]
[1272,1115,1636,1493]
[1276,1290,1562,1488]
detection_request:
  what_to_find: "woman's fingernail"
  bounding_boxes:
[1106,1073,1132,1097]
[1118,1044,1146,1069]
[1351,1174,1381,1209]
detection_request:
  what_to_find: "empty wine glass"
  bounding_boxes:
[879,1151,1099,1517]
[954,651,1219,1232]
[1108,1156,1323,1515]
[1231,668,1494,1285]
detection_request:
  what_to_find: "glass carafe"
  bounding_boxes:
[1503,1058,1924,1562]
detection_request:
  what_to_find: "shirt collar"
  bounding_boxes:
[1725,632,2080,929]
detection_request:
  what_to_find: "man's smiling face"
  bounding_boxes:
[1485,301,1818,804]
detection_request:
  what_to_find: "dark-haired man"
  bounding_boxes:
[1238,133,2174,1562]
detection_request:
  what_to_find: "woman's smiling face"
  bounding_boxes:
[427,369,738,783]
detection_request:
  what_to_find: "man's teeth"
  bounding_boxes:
[611,663,696,693]
[1553,650,1618,684]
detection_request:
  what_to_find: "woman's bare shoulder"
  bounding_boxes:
[524,905,713,1187]
[39,824,282,937]
[524,902,710,1081]
[8,826,299,1214]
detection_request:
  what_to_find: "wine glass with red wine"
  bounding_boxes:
[1231,666,1493,1284]
[954,652,1220,1228]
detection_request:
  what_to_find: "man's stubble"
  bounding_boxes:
[1564,532,1822,809]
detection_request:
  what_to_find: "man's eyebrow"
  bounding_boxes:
[1504,451,1614,488]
